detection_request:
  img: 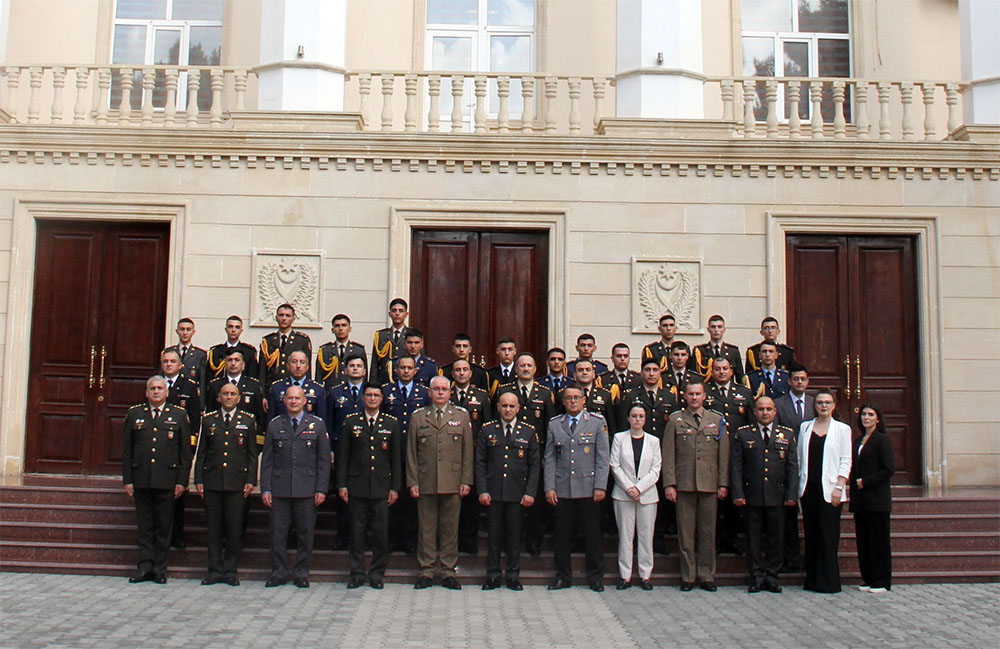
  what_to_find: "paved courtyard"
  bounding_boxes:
[1,573,997,648]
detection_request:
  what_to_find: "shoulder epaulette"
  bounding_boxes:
[128,403,144,411]
[381,413,398,421]
[205,409,219,417]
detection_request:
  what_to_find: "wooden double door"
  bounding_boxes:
[786,234,922,484]
[409,229,548,368]
[25,220,170,476]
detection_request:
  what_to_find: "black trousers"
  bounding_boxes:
[524,476,551,551]
[783,503,802,569]
[800,484,843,593]
[389,488,418,551]
[854,511,892,589]
[458,490,481,551]
[269,496,316,580]
[742,505,784,584]
[486,501,524,579]
[204,489,245,579]
[170,495,186,545]
[330,465,349,547]
[133,487,175,576]
[348,496,390,580]
[553,497,603,584]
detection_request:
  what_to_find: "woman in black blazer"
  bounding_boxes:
[849,404,895,592]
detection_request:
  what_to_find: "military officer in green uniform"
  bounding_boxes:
[316,313,367,389]
[259,303,312,388]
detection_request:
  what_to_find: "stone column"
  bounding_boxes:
[959,0,1000,125]
[257,0,347,111]
[615,0,704,118]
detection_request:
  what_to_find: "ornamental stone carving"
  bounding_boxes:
[631,259,702,334]
[252,251,323,328]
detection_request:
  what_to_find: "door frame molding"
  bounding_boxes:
[2,197,185,485]
[388,204,566,354]
[765,211,943,492]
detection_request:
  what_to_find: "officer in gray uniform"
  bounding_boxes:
[544,384,610,592]
[122,375,191,585]
[261,385,331,588]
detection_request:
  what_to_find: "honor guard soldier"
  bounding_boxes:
[662,382,730,592]
[165,317,208,409]
[384,328,438,387]
[327,353,368,550]
[123,376,192,585]
[194,382,258,587]
[370,298,409,383]
[337,383,401,589]
[450,358,493,554]
[160,348,201,550]
[730,397,798,593]
[486,338,518,399]
[545,384,611,592]
[207,315,259,381]
[744,342,791,400]
[407,376,474,590]
[259,303,312,389]
[261,386,331,589]
[572,359,617,431]
[565,333,610,376]
[663,341,699,404]
[745,317,796,374]
[641,313,677,372]
[497,352,556,557]
[597,343,641,394]
[537,347,569,395]
[439,333,491,392]
[476,392,540,591]
[382,355,431,554]
[205,348,265,445]
[690,315,745,383]
[268,351,328,428]
[316,314,367,389]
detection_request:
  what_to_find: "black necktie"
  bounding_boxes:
[392,330,400,347]
[231,378,238,386]
[762,426,770,445]
[619,373,626,384]
[647,390,655,402]
[280,334,288,349]
[553,377,561,391]
[713,344,720,358]
[291,417,299,429]
[459,389,466,404]
[503,368,510,379]
[722,385,728,400]
[351,385,359,402]
[521,385,529,402]
[676,372,683,386]
[570,417,577,434]
[224,412,231,426]
[338,344,345,361]
[796,398,804,419]
[181,346,188,360]
[402,384,408,401]
[505,423,512,441]
[369,417,376,429]
[694,413,701,427]
[167,379,174,390]
[765,371,773,388]
[152,407,160,419]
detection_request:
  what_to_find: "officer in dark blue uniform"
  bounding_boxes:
[268,351,328,427]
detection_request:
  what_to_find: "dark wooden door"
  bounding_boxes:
[410,229,548,367]
[25,221,170,475]
[786,235,922,484]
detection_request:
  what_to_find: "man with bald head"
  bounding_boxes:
[730,397,798,593]
[407,375,474,590]
[261,385,331,589]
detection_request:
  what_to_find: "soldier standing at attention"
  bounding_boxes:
[316,313,366,388]
[690,315,744,383]
[159,348,201,550]
[207,315,259,382]
[165,317,208,408]
[370,298,409,383]
[450,358,492,555]
[745,316,796,373]
[259,303,312,389]
[642,313,677,372]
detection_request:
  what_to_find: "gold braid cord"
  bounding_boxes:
[260,338,280,369]
[374,331,392,360]
[317,347,340,382]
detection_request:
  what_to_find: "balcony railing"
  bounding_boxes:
[0,64,968,141]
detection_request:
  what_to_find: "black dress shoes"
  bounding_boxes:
[680,581,695,592]
[223,576,240,587]
[765,582,783,593]
[589,582,605,593]
[293,578,309,588]
[640,579,653,591]
[369,578,384,590]
[152,574,167,585]
[128,571,153,584]
[441,577,462,590]
[348,577,366,589]
[414,576,433,589]
[616,579,631,590]
[506,578,523,591]
[201,577,218,586]
[748,582,762,593]
[482,577,501,591]
[265,577,284,588]
[548,579,571,591]
[700,582,718,592]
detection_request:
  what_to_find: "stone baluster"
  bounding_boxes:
[921,82,936,140]
[50,66,66,123]
[592,77,606,133]
[568,77,581,134]
[2,66,19,119]
[855,80,869,139]
[900,81,914,140]
[877,81,891,139]
[96,68,111,125]
[765,78,778,137]
[118,67,134,126]
[473,75,487,134]
[497,75,510,134]
[27,66,43,124]
[788,81,801,138]
[543,76,558,134]
[720,79,734,122]
[380,73,395,131]
[945,83,960,135]
[234,70,247,111]
[141,67,156,126]
[832,80,846,138]
[450,74,464,133]
[403,74,418,132]
[186,69,200,126]
[427,74,441,133]
[742,81,755,136]
[357,73,372,128]
[520,76,534,133]
[164,69,178,126]
[73,67,90,124]
[809,80,823,138]
[209,69,224,127]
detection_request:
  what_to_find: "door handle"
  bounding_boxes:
[854,354,862,399]
[88,345,96,388]
[843,355,851,397]
[99,346,107,388]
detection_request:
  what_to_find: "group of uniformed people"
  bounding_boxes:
[123,300,817,592]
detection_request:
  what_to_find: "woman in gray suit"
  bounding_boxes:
[610,404,662,590]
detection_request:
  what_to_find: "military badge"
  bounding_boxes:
[779,449,786,459]
[307,440,313,447]
[353,426,362,437]
[489,435,498,446]
[238,437,244,446]
[535,408,542,419]
[309,422,315,429]
[471,410,479,420]
[518,448,525,458]
[167,431,174,439]
[337,396,348,405]
[584,446,591,454]
[244,395,251,403]
[381,440,389,450]
[308,389,315,396]
[179,399,187,407]
[453,435,460,441]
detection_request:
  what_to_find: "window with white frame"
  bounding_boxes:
[741,0,850,123]
[425,0,535,130]
[111,0,223,112]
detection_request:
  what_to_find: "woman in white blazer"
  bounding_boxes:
[609,404,662,591]
[797,389,853,593]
